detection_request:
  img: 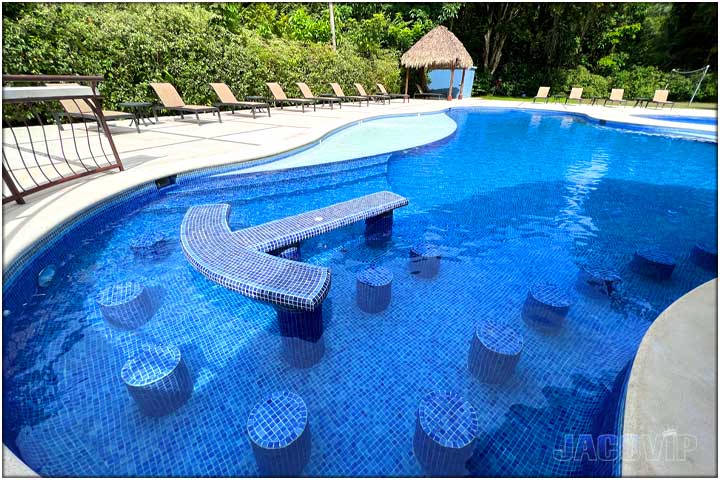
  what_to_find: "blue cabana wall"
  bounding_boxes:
[428,67,476,98]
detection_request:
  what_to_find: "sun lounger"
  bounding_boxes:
[533,86,550,103]
[48,83,138,132]
[377,83,409,103]
[565,87,584,104]
[329,83,369,106]
[414,84,444,100]
[354,83,389,104]
[150,82,220,125]
[646,89,674,109]
[209,83,270,119]
[266,83,316,112]
[603,89,627,107]
[296,82,342,109]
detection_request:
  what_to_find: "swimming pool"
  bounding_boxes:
[3,108,717,477]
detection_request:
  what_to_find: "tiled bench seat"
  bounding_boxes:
[180,191,408,311]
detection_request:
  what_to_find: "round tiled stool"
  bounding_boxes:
[690,242,717,273]
[468,322,523,384]
[522,283,572,332]
[281,336,325,368]
[630,248,676,280]
[413,391,479,476]
[121,344,192,417]
[247,391,311,476]
[96,281,154,329]
[575,264,622,299]
[131,232,169,258]
[409,243,441,279]
[356,265,393,313]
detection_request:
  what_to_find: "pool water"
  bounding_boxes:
[631,114,718,126]
[3,109,717,477]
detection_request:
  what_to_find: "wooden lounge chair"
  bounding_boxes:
[565,87,584,105]
[296,82,342,109]
[209,83,271,119]
[48,83,138,132]
[647,89,674,109]
[354,83,388,104]
[603,88,627,107]
[150,82,220,125]
[377,83,409,103]
[414,84,443,99]
[266,83,316,112]
[329,83,369,106]
[533,86,550,103]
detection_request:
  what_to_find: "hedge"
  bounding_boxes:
[2,3,401,110]
[475,63,717,102]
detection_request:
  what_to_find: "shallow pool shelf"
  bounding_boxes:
[630,248,676,281]
[468,322,523,384]
[121,344,193,417]
[413,391,479,476]
[522,283,572,332]
[131,232,170,259]
[247,391,311,476]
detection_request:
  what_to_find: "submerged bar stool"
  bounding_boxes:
[121,344,193,417]
[522,283,572,332]
[365,211,395,247]
[96,281,155,330]
[468,322,523,384]
[356,265,393,313]
[409,243,442,279]
[413,391,479,476]
[690,242,717,273]
[575,264,622,299]
[131,232,170,259]
[630,247,676,280]
[278,306,325,368]
[247,391,311,476]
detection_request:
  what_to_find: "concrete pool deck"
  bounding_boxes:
[2,97,717,477]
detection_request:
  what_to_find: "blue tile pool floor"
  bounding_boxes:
[3,109,717,477]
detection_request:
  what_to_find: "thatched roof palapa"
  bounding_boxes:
[400,25,473,70]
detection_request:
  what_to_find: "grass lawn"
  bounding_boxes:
[475,95,717,111]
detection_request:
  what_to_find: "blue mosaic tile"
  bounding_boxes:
[2,108,716,477]
[691,242,717,272]
[180,191,408,311]
[96,281,155,330]
[630,247,676,280]
[121,344,192,417]
[247,391,311,476]
[416,391,479,449]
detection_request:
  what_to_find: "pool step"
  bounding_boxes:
[168,153,390,197]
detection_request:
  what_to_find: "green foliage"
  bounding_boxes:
[556,66,610,98]
[2,3,400,110]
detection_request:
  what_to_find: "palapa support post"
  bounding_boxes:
[404,68,410,96]
[447,61,456,101]
[459,68,466,100]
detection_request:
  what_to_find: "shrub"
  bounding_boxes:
[2,3,401,111]
[555,66,610,98]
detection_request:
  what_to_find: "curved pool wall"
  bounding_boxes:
[2,107,717,477]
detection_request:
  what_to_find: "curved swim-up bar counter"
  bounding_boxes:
[180,191,408,311]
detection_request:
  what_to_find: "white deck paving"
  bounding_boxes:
[1,96,717,478]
